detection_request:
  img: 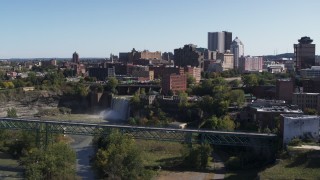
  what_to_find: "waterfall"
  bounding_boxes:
[101,96,130,122]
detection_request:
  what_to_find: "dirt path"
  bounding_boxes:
[156,171,214,180]
[70,135,95,179]
[212,153,225,179]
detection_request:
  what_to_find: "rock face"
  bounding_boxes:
[0,90,111,117]
[0,90,60,118]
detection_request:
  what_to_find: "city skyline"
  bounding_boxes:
[1,0,320,58]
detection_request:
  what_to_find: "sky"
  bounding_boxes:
[1,0,320,58]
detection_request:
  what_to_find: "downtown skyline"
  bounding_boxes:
[1,0,320,58]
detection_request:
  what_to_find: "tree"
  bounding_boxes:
[178,91,189,108]
[242,74,258,87]
[201,115,235,131]
[74,83,88,97]
[304,108,318,115]
[93,130,145,179]
[229,89,245,107]
[7,108,18,118]
[187,74,196,88]
[197,95,214,115]
[27,72,38,85]
[106,77,119,94]
[182,144,212,169]
[13,79,25,88]
[229,79,241,87]
[22,142,76,180]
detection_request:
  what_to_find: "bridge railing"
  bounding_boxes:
[0,117,277,148]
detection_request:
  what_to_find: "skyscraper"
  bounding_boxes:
[208,31,232,53]
[230,37,244,69]
[294,36,315,73]
[72,52,79,63]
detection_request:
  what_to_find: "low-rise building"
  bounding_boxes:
[132,66,154,81]
[292,93,320,112]
[302,77,320,93]
[161,73,187,95]
[300,66,320,78]
[240,99,303,129]
[276,79,294,102]
[267,63,286,73]
[280,114,320,145]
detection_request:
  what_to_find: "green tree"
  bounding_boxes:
[106,77,119,94]
[229,89,245,107]
[27,72,38,85]
[201,115,235,131]
[197,95,214,115]
[7,108,18,118]
[229,79,241,87]
[187,74,196,88]
[242,74,258,87]
[178,91,189,108]
[74,83,88,96]
[22,142,76,180]
[183,144,212,169]
[93,130,145,179]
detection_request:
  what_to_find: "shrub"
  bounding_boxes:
[288,138,302,146]
[225,156,242,170]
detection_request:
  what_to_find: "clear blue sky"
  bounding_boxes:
[1,0,320,58]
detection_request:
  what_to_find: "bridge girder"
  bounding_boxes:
[0,118,277,148]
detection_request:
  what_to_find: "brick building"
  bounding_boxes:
[161,73,187,95]
[276,79,294,102]
[132,66,154,81]
[174,44,204,70]
[184,66,201,83]
[151,66,183,79]
[294,36,315,73]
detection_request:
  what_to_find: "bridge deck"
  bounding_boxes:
[0,117,277,147]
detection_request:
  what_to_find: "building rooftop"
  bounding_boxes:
[293,92,320,95]
[231,37,244,46]
[281,114,319,119]
[277,78,292,81]
[254,105,302,113]
[298,36,313,44]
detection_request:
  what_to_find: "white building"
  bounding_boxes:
[281,114,320,145]
[230,37,244,69]
[267,63,286,73]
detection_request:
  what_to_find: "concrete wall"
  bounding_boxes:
[283,116,319,144]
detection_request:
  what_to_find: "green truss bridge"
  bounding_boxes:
[0,117,277,148]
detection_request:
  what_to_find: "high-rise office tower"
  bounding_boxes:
[72,52,79,63]
[230,37,244,69]
[208,31,232,53]
[294,36,315,73]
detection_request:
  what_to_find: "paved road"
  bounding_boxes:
[70,135,95,180]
